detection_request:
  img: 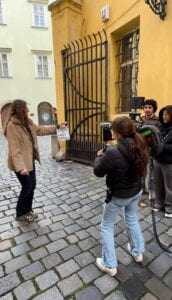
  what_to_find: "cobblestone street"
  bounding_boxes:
[0,134,172,300]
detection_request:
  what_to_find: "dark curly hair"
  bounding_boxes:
[111,116,149,176]
[143,99,158,113]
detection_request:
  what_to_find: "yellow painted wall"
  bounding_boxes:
[49,0,172,122]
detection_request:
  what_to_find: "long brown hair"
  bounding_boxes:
[111,116,149,176]
[10,99,30,128]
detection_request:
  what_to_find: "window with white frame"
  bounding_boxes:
[0,53,9,77]
[0,0,4,24]
[33,4,46,27]
[35,55,49,78]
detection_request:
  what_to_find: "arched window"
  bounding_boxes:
[38,102,53,125]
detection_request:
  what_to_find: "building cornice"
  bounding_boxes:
[48,0,82,11]
[0,48,12,53]
[31,49,52,54]
[28,0,49,5]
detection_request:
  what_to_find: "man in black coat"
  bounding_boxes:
[153,105,172,218]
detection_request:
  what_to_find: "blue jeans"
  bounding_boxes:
[101,190,144,268]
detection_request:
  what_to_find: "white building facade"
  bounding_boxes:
[0,0,56,130]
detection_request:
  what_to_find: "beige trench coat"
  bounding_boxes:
[6,116,56,172]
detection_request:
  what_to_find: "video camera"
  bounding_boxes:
[100,97,163,156]
[100,97,145,142]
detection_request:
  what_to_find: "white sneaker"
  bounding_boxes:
[96,258,117,277]
[165,212,172,218]
[127,243,143,263]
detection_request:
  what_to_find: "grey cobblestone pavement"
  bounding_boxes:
[0,134,172,300]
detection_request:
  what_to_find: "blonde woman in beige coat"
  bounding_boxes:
[5,99,56,222]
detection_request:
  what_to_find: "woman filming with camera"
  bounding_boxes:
[94,116,149,276]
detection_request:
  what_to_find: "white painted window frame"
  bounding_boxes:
[34,54,50,78]
[0,51,11,78]
[0,0,5,24]
[32,3,47,27]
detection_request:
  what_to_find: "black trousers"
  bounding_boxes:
[15,167,36,217]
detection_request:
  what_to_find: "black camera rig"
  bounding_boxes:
[100,97,145,142]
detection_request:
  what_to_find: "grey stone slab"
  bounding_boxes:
[20,261,45,280]
[59,244,81,260]
[76,218,91,229]
[11,242,31,257]
[19,222,39,233]
[86,226,100,240]
[29,236,49,248]
[116,264,133,282]
[145,277,172,300]
[74,251,95,267]
[116,247,133,265]
[35,270,59,290]
[0,292,14,300]
[29,247,49,261]
[14,280,36,300]
[48,229,67,241]
[0,240,12,251]
[163,269,172,289]
[146,241,163,256]
[0,216,14,225]
[42,252,62,269]
[94,274,118,295]
[56,259,80,278]
[0,250,12,264]
[0,266,4,277]
[128,262,152,282]
[78,237,98,250]
[121,277,145,300]
[104,290,127,300]
[148,253,172,277]
[65,224,81,234]
[33,286,63,300]
[49,222,64,231]
[75,230,90,240]
[46,239,68,253]
[75,286,103,300]
[0,272,21,296]
[61,217,75,226]
[90,245,102,258]
[15,231,37,244]
[4,255,30,274]
[58,274,83,297]
[66,234,79,244]
[78,264,101,283]
[141,294,158,300]
[0,223,11,233]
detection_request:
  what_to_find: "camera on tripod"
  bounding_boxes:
[100,97,145,142]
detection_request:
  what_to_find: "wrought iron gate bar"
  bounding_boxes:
[63,42,108,58]
[63,56,106,70]
[62,30,108,164]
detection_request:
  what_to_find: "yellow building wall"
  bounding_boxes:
[49,0,172,122]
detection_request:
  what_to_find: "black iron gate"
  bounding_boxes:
[62,30,108,164]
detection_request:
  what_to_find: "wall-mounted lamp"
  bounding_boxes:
[145,0,167,20]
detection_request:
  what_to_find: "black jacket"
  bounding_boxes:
[155,105,172,164]
[94,138,142,198]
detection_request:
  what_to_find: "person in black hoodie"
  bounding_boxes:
[94,116,149,276]
[152,105,172,218]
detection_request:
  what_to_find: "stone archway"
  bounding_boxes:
[38,102,53,125]
[0,102,12,131]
